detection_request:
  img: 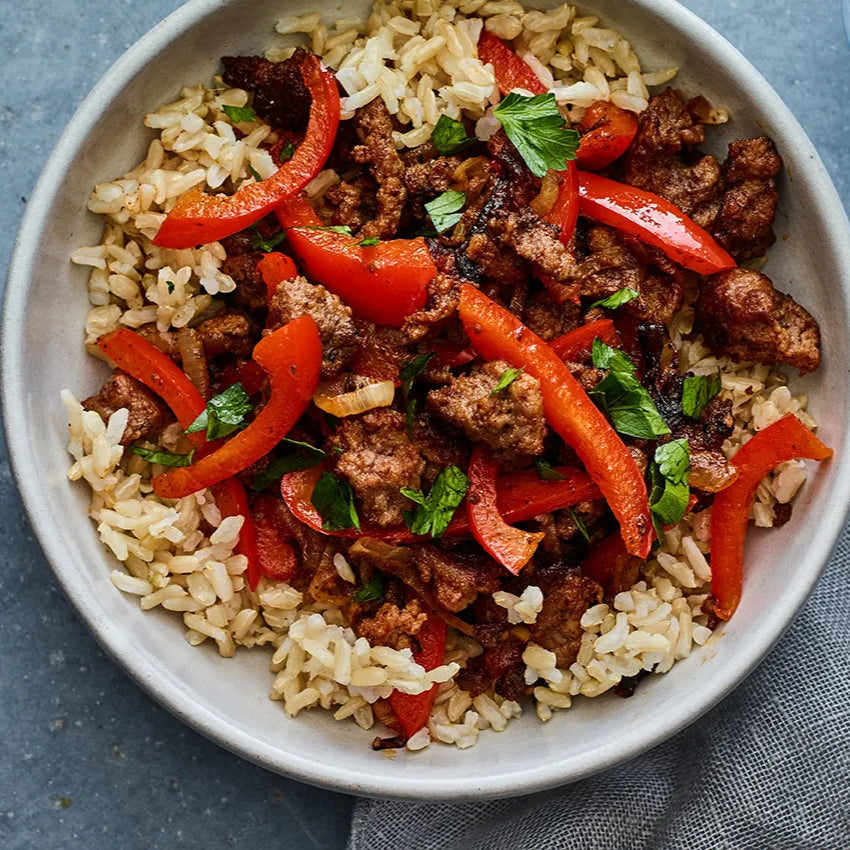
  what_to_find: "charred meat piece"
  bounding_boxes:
[465,233,530,287]
[426,359,546,461]
[349,100,407,239]
[328,409,425,527]
[458,633,527,701]
[220,253,268,315]
[414,545,502,613]
[83,370,170,445]
[411,413,470,488]
[267,275,357,378]
[529,564,601,668]
[351,590,428,651]
[696,268,820,374]
[196,309,257,359]
[521,289,581,341]
[220,51,311,132]
[326,175,376,233]
[624,89,723,219]
[711,136,782,261]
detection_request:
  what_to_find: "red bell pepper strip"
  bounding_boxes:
[252,494,298,582]
[581,530,628,590]
[458,284,653,559]
[218,359,266,398]
[257,252,298,301]
[550,319,618,362]
[537,162,580,303]
[466,446,544,574]
[575,101,639,171]
[478,29,547,95]
[152,315,322,498]
[96,329,263,588]
[578,171,736,276]
[388,613,447,740]
[275,196,434,327]
[280,463,601,540]
[710,415,832,621]
[152,54,339,249]
[212,477,263,591]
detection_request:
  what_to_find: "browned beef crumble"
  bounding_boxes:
[696,268,821,374]
[266,275,358,378]
[220,253,268,315]
[195,309,257,359]
[83,370,170,445]
[427,359,547,461]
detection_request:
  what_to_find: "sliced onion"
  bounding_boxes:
[177,326,210,400]
[313,377,395,417]
[531,170,561,216]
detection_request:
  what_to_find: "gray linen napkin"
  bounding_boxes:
[348,528,850,849]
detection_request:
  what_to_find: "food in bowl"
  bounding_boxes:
[64,0,832,752]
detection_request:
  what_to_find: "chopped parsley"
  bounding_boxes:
[682,372,722,420]
[535,458,567,481]
[588,342,670,440]
[491,366,524,396]
[250,438,327,491]
[424,190,466,233]
[278,140,297,163]
[165,280,175,294]
[493,92,580,178]
[399,351,435,433]
[401,465,470,538]
[250,228,287,253]
[130,446,195,467]
[352,236,380,247]
[569,507,592,543]
[248,164,263,182]
[649,439,691,538]
[221,104,257,123]
[311,471,361,532]
[431,114,477,155]
[589,287,640,311]
[353,575,384,603]
[185,383,254,441]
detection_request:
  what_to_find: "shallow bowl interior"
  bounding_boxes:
[4,0,850,800]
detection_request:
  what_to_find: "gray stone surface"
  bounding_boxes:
[0,0,847,847]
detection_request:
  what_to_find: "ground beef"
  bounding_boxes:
[220,253,268,315]
[196,309,257,359]
[414,545,502,613]
[711,136,781,260]
[83,370,169,445]
[465,232,531,286]
[403,155,463,197]
[351,595,428,651]
[624,89,722,219]
[349,100,407,238]
[328,409,425,527]
[326,175,375,232]
[136,324,181,359]
[696,268,821,374]
[220,51,311,131]
[457,634,527,701]
[521,289,582,341]
[426,359,546,461]
[411,413,470,488]
[267,274,357,378]
[529,565,601,667]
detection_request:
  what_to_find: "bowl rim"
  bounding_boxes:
[4,0,850,801]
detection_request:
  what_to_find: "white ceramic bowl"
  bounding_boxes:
[4,0,850,801]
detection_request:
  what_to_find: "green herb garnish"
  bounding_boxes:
[649,439,691,538]
[248,165,262,182]
[493,92,580,178]
[250,438,327,491]
[682,372,722,420]
[311,471,361,532]
[278,140,296,163]
[222,104,257,123]
[431,114,477,155]
[589,287,640,311]
[591,338,637,373]
[402,465,470,538]
[490,366,524,396]
[353,236,380,247]
[251,228,287,253]
[353,575,384,603]
[424,190,466,233]
[185,383,254,441]
[166,280,175,294]
[399,352,435,433]
[130,446,195,467]
[534,458,568,481]
[569,507,592,543]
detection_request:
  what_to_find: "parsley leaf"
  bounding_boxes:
[589,287,640,311]
[493,92,580,178]
[431,114,477,155]
[490,366,524,396]
[250,438,326,491]
[353,236,380,247]
[589,371,671,440]
[424,190,466,233]
[293,224,353,235]
[311,472,361,532]
[249,165,262,181]
[222,104,257,123]
[130,446,195,467]
[186,383,254,441]
[166,280,175,294]
[251,228,287,253]
[399,351,434,434]
[682,372,722,420]
[353,575,384,603]
[591,338,637,374]
[278,140,296,163]
[649,439,691,538]
[535,458,567,481]
[569,507,592,542]
[402,465,470,538]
